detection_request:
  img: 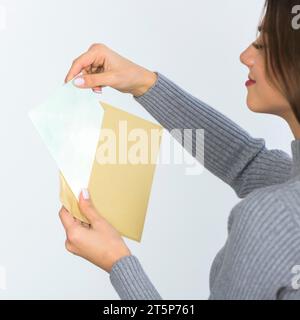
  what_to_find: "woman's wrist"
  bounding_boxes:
[132,70,158,98]
[108,248,132,273]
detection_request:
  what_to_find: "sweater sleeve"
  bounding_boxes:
[109,255,162,300]
[134,72,292,198]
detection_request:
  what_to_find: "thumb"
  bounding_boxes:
[78,189,100,225]
[73,72,114,89]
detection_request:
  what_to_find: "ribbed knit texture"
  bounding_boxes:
[109,72,300,300]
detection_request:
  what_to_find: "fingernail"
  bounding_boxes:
[73,77,85,87]
[82,188,90,200]
[94,89,102,94]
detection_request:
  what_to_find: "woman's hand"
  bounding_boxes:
[65,43,157,97]
[59,189,131,273]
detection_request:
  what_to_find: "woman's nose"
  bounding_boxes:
[240,46,255,68]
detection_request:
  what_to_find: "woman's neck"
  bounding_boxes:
[281,111,300,140]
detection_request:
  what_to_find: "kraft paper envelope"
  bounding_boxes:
[60,102,163,242]
[29,82,163,242]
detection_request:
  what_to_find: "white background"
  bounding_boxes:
[0,0,294,299]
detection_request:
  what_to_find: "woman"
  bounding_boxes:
[59,0,300,299]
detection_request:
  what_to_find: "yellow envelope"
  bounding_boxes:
[60,101,163,242]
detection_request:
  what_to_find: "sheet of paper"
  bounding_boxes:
[29,82,104,198]
[60,102,163,242]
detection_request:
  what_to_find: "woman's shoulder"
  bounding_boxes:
[229,181,300,233]
[241,177,300,209]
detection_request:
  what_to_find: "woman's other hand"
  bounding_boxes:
[65,43,157,97]
[59,189,131,273]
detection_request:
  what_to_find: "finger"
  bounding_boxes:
[85,68,102,93]
[82,68,90,76]
[93,87,102,94]
[65,239,76,254]
[72,72,113,89]
[80,221,91,229]
[73,216,83,226]
[65,51,97,83]
[59,207,76,231]
[91,66,99,73]
[78,188,101,225]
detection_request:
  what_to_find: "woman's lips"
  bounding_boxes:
[245,77,256,87]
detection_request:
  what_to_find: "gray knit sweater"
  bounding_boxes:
[109,72,300,300]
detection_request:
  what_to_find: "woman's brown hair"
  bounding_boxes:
[259,0,300,122]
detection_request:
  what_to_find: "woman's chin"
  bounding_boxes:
[246,101,258,112]
[246,97,263,113]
